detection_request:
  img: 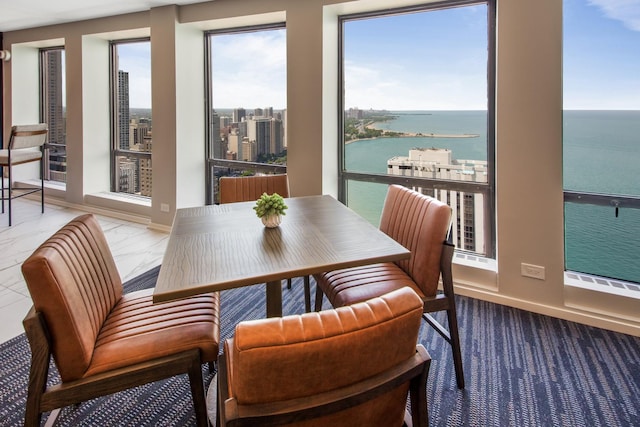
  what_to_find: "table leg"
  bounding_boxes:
[266,280,283,317]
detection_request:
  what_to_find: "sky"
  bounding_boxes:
[210,30,287,110]
[118,0,640,111]
[117,41,152,110]
[563,0,640,109]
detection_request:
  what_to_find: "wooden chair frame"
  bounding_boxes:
[314,237,464,389]
[422,239,464,389]
[23,308,210,427]
[217,345,431,427]
[0,126,48,226]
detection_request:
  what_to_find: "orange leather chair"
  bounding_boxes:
[219,173,290,205]
[21,214,220,427]
[217,287,431,427]
[315,184,465,389]
[219,173,312,312]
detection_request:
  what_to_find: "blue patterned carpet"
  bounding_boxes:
[1,267,639,426]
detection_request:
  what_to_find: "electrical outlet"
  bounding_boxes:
[160,203,170,213]
[521,263,545,280]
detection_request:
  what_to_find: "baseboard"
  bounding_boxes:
[41,195,153,226]
[454,283,640,337]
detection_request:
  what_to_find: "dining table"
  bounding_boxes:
[153,194,411,317]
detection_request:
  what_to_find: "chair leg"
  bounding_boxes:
[446,305,465,389]
[187,357,209,427]
[23,311,52,427]
[303,275,311,313]
[287,278,292,289]
[2,167,5,213]
[41,158,45,213]
[314,281,324,312]
[8,165,12,226]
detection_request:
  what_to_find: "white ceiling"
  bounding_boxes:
[0,0,211,32]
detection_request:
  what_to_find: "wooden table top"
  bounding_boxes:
[153,195,410,303]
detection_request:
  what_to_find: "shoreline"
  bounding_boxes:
[350,120,478,144]
[346,132,479,145]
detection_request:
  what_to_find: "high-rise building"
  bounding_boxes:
[228,130,241,156]
[387,147,487,253]
[117,158,137,194]
[43,49,67,182]
[220,115,231,128]
[139,134,153,197]
[241,138,257,162]
[347,107,363,119]
[117,70,130,150]
[247,117,272,157]
[233,108,246,124]
[129,119,150,147]
[270,118,284,155]
[282,109,287,149]
[210,110,223,158]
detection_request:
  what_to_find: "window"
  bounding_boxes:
[563,0,640,285]
[205,25,287,204]
[110,39,152,196]
[339,1,496,257]
[40,47,66,183]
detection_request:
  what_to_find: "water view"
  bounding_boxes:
[345,110,640,283]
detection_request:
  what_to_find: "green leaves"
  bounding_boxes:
[253,192,288,218]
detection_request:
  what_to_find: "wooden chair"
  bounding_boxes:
[217,287,431,427]
[21,214,220,427]
[0,123,48,226]
[219,174,312,312]
[314,184,465,389]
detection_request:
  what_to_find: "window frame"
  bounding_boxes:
[108,37,152,195]
[203,23,287,205]
[561,0,640,285]
[39,46,66,183]
[337,0,497,258]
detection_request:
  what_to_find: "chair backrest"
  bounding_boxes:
[225,287,424,426]
[9,123,48,150]
[380,185,452,298]
[219,174,289,204]
[21,214,123,381]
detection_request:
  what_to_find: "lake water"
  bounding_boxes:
[345,110,640,283]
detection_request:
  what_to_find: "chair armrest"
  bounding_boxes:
[219,345,431,427]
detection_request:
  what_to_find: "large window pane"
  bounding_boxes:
[563,0,640,283]
[206,26,287,203]
[341,2,494,257]
[111,40,152,196]
[565,203,640,283]
[40,48,66,183]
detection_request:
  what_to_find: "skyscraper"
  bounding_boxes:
[43,49,66,182]
[117,70,130,150]
[210,110,224,159]
[247,117,271,158]
[233,108,246,124]
[270,118,283,155]
[139,134,153,197]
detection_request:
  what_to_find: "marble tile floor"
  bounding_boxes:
[0,198,169,343]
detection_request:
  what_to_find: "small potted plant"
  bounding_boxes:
[253,192,288,228]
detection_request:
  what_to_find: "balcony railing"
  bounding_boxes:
[564,190,640,212]
[341,171,495,258]
[564,190,640,285]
